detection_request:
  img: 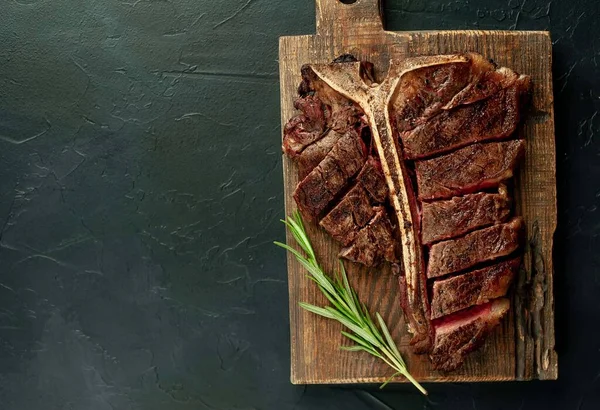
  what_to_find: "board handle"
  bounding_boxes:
[316,0,384,39]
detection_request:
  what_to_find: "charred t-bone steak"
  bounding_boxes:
[282,53,531,371]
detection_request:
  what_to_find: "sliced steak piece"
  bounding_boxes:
[444,67,519,109]
[430,257,520,319]
[401,76,531,159]
[415,140,525,201]
[329,104,365,132]
[392,55,486,132]
[391,53,524,133]
[319,156,389,246]
[297,130,343,180]
[427,217,524,279]
[356,156,388,203]
[421,191,511,245]
[319,184,374,246]
[282,95,328,157]
[295,94,328,124]
[430,298,510,372]
[293,130,367,221]
[339,207,398,266]
[298,64,365,132]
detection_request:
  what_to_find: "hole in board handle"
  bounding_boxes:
[338,0,358,4]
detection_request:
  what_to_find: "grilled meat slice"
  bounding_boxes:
[392,54,490,132]
[415,140,525,201]
[282,95,328,157]
[319,156,389,246]
[401,75,531,159]
[319,184,374,246]
[391,53,524,133]
[297,130,343,180]
[339,207,399,267]
[427,217,524,279]
[430,257,520,319]
[430,298,510,372]
[356,157,388,203]
[298,64,365,132]
[421,191,511,245]
[444,66,519,109]
[283,62,368,159]
[293,130,367,221]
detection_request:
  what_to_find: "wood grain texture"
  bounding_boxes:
[279,0,557,384]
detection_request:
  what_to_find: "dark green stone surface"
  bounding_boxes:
[0,1,598,409]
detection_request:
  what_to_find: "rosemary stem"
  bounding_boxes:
[276,212,427,395]
[400,369,428,395]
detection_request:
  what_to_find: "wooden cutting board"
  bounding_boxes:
[279,0,557,384]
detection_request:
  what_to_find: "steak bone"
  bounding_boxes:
[306,54,473,352]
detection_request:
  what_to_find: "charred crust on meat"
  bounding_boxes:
[298,64,318,96]
[333,54,358,63]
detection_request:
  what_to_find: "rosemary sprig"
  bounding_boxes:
[275,212,427,395]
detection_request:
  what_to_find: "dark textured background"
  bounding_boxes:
[0,1,598,409]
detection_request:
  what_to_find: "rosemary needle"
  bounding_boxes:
[275,211,427,395]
